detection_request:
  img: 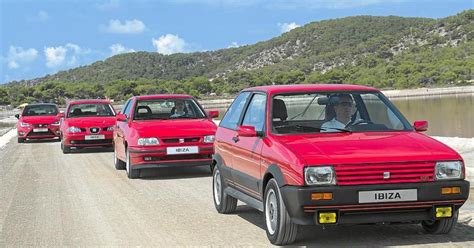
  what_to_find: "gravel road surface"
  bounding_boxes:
[1,140,473,247]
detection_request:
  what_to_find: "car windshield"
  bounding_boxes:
[22,105,58,116]
[133,98,206,120]
[272,91,412,134]
[68,103,115,118]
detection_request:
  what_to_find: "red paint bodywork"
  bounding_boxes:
[215,84,465,188]
[60,99,116,148]
[16,104,61,140]
[114,94,217,169]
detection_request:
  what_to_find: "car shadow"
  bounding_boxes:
[23,139,60,143]
[68,147,114,154]
[139,166,212,180]
[235,206,474,246]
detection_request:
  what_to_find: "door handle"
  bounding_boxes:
[232,136,239,143]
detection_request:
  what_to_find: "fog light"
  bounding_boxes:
[144,156,152,161]
[452,187,461,194]
[311,193,333,200]
[441,187,461,194]
[435,207,452,218]
[318,212,337,224]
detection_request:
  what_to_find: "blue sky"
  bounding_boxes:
[1,0,472,84]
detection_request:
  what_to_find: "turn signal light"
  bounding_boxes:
[435,207,452,218]
[441,187,461,194]
[318,212,337,224]
[311,193,333,200]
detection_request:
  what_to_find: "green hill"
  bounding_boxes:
[1,10,473,105]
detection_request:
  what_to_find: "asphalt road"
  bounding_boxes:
[1,139,473,247]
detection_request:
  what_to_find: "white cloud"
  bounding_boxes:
[105,19,146,34]
[152,34,187,55]
[44,46,67,68]
[228,42,240,48]
[109,43,135,56]
[44,43,88,68]
[5,46,38,70]
[38,10,50,21]
[278,22,300,33]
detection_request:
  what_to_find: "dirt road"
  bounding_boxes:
[1,140,473,246]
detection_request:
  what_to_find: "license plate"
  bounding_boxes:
[166,146,198,155]
[85,135,105,140]
[358,189,417,203]
[33,128,48,132]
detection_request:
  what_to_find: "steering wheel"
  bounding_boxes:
[346,119,373,128]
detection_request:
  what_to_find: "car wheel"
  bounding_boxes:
[125,149,139,179]
[264,178,298,245]
[422,209,458,234]
[61,141,70,154]
[212,166,237,214]
[17,137,25,143]
[114,147,126,170]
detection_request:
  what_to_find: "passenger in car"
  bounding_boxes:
[321,93,354,132]
[170,100,187,118]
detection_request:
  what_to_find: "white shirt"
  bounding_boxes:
[321,118,347,132]
[170,111,186,118]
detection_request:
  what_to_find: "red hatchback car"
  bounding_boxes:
[113,95,219,179]
[60,99,116,153]
[15,103,61,143]
[212,84,469,245]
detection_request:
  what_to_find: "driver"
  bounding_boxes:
[321,93,354,132]
[170,100,186,118]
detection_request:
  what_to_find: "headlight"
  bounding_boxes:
[138,137,159,146]
[203,135,215,143]
[66,126,82,133]
[20,122,30,127]
[305,166,336,185]
[106,126,114,131]
[51,121,60,126]
[435,161,463,180]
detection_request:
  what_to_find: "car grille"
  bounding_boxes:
[162,137,201,143]
[32,124,49,128]
[71,139,113,145]
[335,162,435,186]
[27,130,55,136]
[144,154,212,161]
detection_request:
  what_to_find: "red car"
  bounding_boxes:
[113,94,219,179]
[60,99,116,153]
[212,84,469,245]
[15,103,61,143]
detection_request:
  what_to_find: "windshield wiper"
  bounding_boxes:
[320,127,352,133]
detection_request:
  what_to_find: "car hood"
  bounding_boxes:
[275,132,461,165]
[131,119,217,137]
[20,115,59,124]
[63,116,116,127]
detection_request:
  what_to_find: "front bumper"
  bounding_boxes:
[63,132,113,147]
[128,144,214,169]
[280,180,470,225]
[17,125,60,139]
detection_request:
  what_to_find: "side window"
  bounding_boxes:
[122,99,133,118]
[242,94,266,132]
[220,92,251,130]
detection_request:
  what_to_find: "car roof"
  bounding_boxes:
[135,94,194,100]
[24,103,57,106]
[68,99,111,104]
[243,84,380,95]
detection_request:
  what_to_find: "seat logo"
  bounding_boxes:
[179,138,185,143]
[383,172,390,179]
[90,127,99,133]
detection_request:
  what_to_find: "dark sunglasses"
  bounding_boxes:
[337,102,353,107]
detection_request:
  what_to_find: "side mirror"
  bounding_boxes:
[413,120,428,132]
[237,125,257,137]
[208,110,219,119]
[57,112,65,118]
[15,114,20,119]
[116,113,127,122]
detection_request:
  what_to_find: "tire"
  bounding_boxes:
[17,137,25,143]
[264,178,298,245]
[61,141,71,154]
[212,166,237,214]
[125,149,139,179]
[422,209,458,234]
[114,147,126,170]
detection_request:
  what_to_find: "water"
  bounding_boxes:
[392,94,473,138]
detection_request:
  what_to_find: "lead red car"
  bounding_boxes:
[212,84,470,245]
[113,94,219,179]
[15,103,62,143]
[60,99,116,153]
